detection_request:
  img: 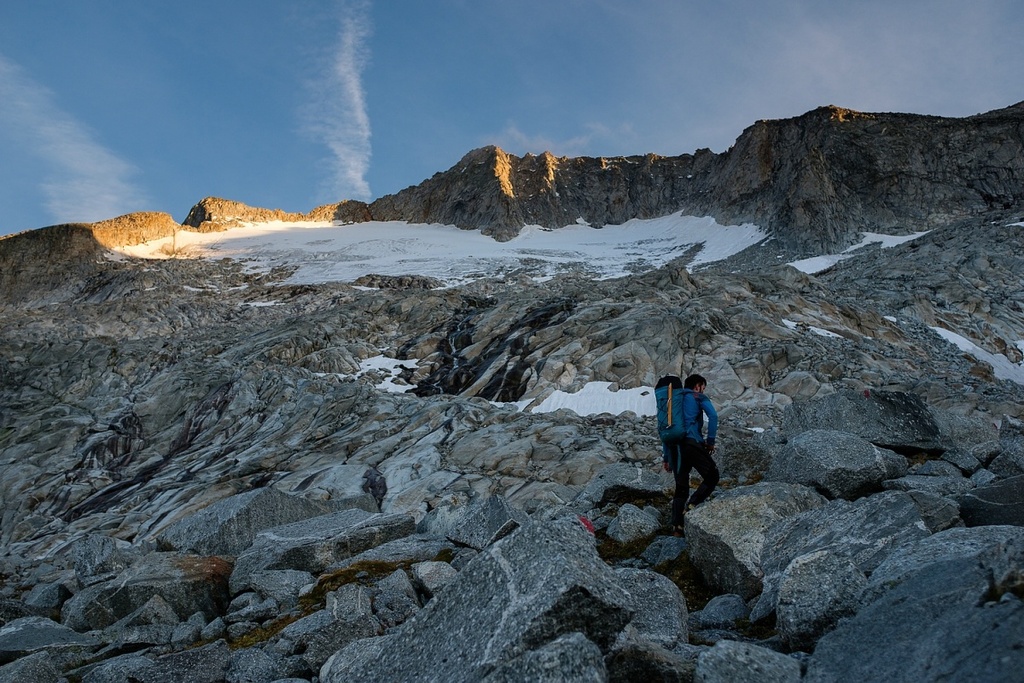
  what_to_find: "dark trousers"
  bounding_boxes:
[667,439,719,528]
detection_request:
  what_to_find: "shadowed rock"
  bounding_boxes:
[782,390,943,453]
[767,429,908,499]
[320,518,632,683]
[155,487,332,556]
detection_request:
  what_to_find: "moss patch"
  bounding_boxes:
[227,611,302,650]
[653,553,717,612]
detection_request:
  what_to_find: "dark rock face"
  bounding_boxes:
[366,104,1024,250]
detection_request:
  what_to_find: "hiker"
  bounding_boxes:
[656,373,719,535]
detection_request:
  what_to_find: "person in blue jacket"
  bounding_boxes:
[662,373,719,535]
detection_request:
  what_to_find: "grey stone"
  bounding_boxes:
[455,499,527,549]
[156,487,331,556]
[692,593,749,629]
[243,569,315,610]
[883,472,975,497]
[372,568,421,629]
[226,647,286,683]
[225,592,278,624]
[767,429,908,499]
[200,616,226,641]
[906,489,963,533]
[79,653,154,683]
[481,631,607,682]
[409,560,458,601]
[22,573,76,618]
[805,526,1024,683]
[639,535,687,567]
[325,533,457,573]
[751,491,930,622]
[61,552,231,631]
[143,638,233,683]
[782,389,943,452]
[775,549,867,649]
[569,462,669,512]
[614,567,688,648]
[957,474,1024,526]
[322,518,633,682]
[0,650,62,683]
[319,635,390,683]
[606,636,696,683]
[695,639,801,683]
[914,459,963,476]
[229,509,416,594]
[275,583,381,671]
[71,534,131,584]
[0,616,101,666]
[685,482,826,600]
[940,447,983,474]
[606,503,660,544]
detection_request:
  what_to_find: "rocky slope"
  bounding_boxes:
[1,103,1024,682]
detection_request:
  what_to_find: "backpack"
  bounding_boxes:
[655,375,686,441]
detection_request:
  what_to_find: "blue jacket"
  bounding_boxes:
[681,388,717,444]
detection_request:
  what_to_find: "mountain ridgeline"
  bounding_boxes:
[2,103,1024,682]
[190,102,1024,251]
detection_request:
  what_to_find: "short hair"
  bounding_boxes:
[684,374,707,389]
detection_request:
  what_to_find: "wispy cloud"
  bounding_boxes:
[303,0,373,203]
[0,53,147,225]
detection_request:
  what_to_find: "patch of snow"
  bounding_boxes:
[355,355,419,393]
[931,327,1024,385]
[112,213,767,286]
[788,231,930,274]
[530,382,655,416]
[809,326,842,339]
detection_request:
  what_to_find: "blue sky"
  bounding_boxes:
[1,0,1021,236]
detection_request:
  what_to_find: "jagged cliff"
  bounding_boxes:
[385,103,1024,250]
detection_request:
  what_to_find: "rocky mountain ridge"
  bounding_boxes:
[1,102,1024,682]
[176,101,1024,249]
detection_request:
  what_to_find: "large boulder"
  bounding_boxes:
[750,491,930,622]
[319,518,633,683]
[78,639,233,683]
[774,549,867,650]
[480,632,607,682]
[419,494,530,550]
[956,474,1024,526]
[568,462,669,513]
[991,415,1024,478]
[61,553,232,632]
[612,567,688,649]
[684,482,826,600]
[155,487,332,556]
[782,389,943,452]
[695,639,801,683]
[229,509,417,594]
[767,429,908,499]
[0,651,62,683]
[0,616,101,667]
[805,526,1024,683]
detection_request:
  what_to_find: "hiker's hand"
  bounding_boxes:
[662,462,670,472]
[706,438,716,454]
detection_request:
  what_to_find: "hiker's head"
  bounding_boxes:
[684,374,707,392]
